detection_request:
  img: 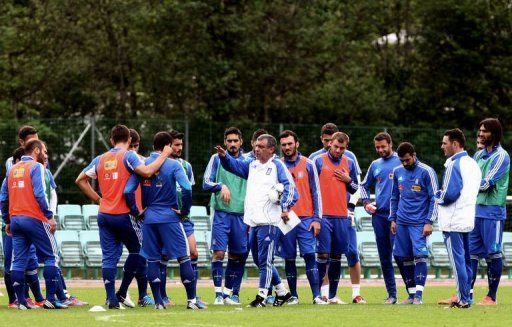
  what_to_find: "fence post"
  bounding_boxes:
[90,115,96,190]
[185,118,190,162]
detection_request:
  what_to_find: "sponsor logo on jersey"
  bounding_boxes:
[104,159,118,170]
[13,167,25,178]
[412,185,421,192]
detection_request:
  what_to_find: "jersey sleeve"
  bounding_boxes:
[276,159,299,212]
[124,150,143,173]
[389,167,399,222]
[219,153,251,179]
[124,174,141,216]
[31,163,53,219]
[0,177,9,223]
[360,161,375,204]
[435,160,462,206]
[83,156,100,179]
[202,154,223,192]
[173,162,192,216]
[306,159,322,221]
[480,150,510,191]
[346,159,359,194]
[46,169,57,189]
[186,161,195,186]
[424,166,439,224]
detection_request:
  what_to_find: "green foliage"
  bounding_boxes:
[0,1,510,129]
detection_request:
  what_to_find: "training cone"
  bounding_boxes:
[89,305,107,312]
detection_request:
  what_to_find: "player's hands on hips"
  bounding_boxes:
[48,218,57,234]
[221,185,231,204]
[215,145,226,157]
[281,211,289,223]
[172,208,182,216]
[162,145,173,157]
[364,202,376,214]
[390,221,397,235]
[423,223,433,236]
[333,169,351,183]
[5,223,11,236]
[308,221,321,237]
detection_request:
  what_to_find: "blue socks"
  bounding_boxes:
[470,257,479,301]
[304,253,320,299]
[395,256,416,299]
[148,261,162,305]
[191,258,198,293]
[232,253,247,296]
[12,270,27,305]
[117,253,139,298]
[487,255,503,301]
[43,265,58,303]
[135,256,148,300]
[414,257,428,299]
[211,260,223,297]
[285,259,298,297]
[328,257,341,299]
[26,269,44,302]
[316,257,328,283]
[102,267,118,305]
[4,271,16,304]
[160,261,168,299]
[179,257,196,300]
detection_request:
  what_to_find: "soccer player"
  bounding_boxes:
[0,140,64,309]
[124,128,153,307]
[5,126,39,171]
[1,147,45,309]
[310,123,365,303]
[215,134,296,307]
[390,142,438,305]
[124,131,203,309]
[313,132,359,304]
[360,132,401,304]
[277,130,326,305]
[75,124,172,309]
[469,118,510,306]
[203,127,249,305]
[435,129,481,308]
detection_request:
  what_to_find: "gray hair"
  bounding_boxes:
[257,134,277,152]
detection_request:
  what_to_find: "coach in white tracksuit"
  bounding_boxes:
[216,134,298,307]
[435,129,481,307]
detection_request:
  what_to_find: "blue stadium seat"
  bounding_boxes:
[79,231,102,278]
[191,216,211,232]
[82,204,99,230]
[58,204,85,230]
[191,206,208,217]
[357,231,380,278]
[55,231,84,277]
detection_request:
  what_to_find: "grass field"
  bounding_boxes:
[0,285,511,326]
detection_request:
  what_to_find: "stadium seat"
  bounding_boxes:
[58,204,85,230]
[83,204,99,230]
[429,231,452,278]
[196,241,211,269]
[354,207,371,231]
[502,232,512,279]
[80,231,102,278]
[357,231,380,278]
[55,230,84,278]
[190,205,208,217]
[191,215,211,232]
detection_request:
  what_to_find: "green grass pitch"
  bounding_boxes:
[0,285,511,326]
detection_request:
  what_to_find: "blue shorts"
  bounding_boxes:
[3,234,39,271]
[346,223,360,267]
[141,222,189,261]
[317,218,350,255]
[182,219,194,238]
[97,213,142,269]
[277,217,316,259]
[10,216,59,271]
[211,210,248,254]
[392,224,429,258]
[469,217,504,257]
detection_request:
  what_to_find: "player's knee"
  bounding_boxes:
[177,256,191,264]
[317,253,329,261]
[486,252,502,261]
[189,251,198,261]
[213,251,226,261]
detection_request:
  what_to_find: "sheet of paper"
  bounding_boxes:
[277,210,301,235]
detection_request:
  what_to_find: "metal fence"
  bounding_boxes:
[1,118,511,231]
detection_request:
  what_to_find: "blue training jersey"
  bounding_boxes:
[124,152,192,224]
[360,152,401,216]
[389,159,438,225]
